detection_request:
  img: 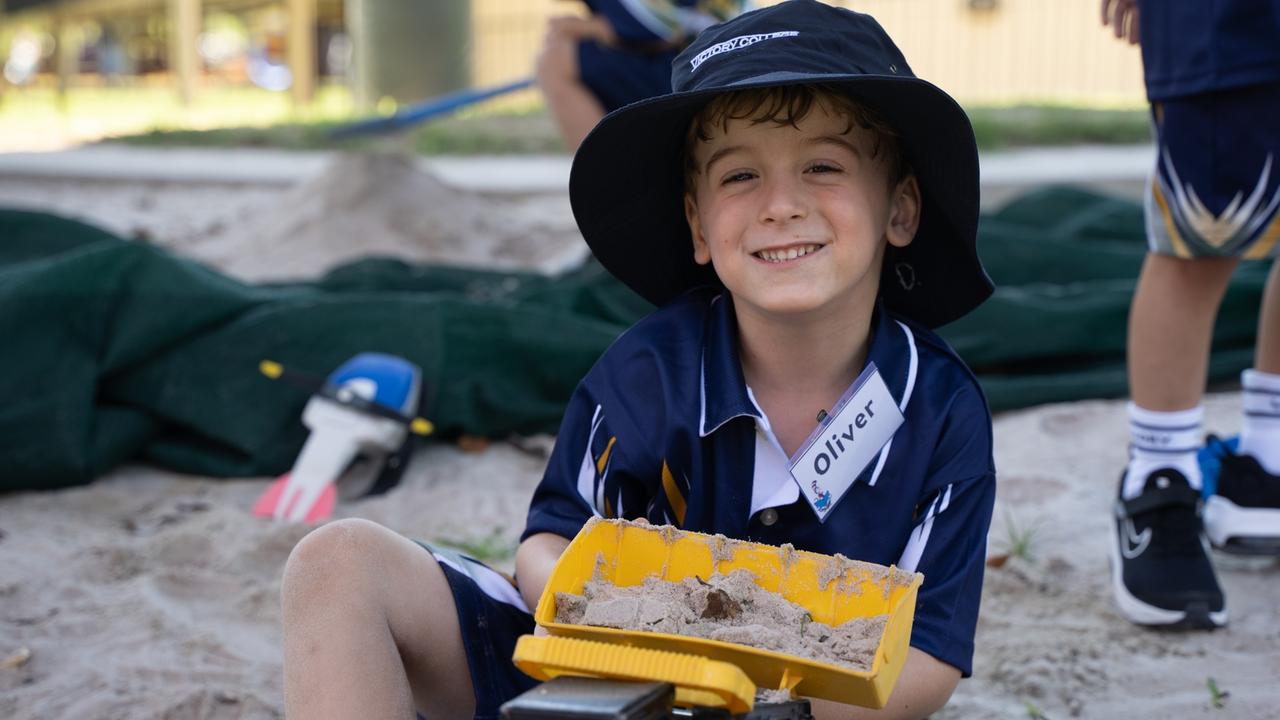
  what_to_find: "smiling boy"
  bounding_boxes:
[282,3,996,719]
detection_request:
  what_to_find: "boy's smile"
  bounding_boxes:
[684,100,919,320]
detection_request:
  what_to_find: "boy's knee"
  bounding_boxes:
[282,518,388,600]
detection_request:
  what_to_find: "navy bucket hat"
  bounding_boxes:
[569,0,992,328]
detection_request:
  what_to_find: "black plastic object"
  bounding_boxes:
[501,676,674,720]
[673,698,813,719]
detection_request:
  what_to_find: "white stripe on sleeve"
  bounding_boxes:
[577,404,604,516]
[868,321,919,487]
[897,483,952,572]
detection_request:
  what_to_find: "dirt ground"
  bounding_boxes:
[0,154,1277,719]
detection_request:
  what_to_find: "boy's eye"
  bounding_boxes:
[722,171,756,184]
[805,163,842,174]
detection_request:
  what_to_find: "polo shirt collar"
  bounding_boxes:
[699,295,915,439]
[700,293,760,437]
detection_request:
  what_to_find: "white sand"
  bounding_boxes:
[1,154,1277,719]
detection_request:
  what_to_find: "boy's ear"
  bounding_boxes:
[685,193,712,265]
[886,175,921,249]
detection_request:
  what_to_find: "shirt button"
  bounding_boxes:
[760,508,778,526]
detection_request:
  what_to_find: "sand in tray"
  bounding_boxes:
[554,568,888,672]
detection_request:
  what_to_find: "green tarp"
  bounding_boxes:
[0,187,1267,490]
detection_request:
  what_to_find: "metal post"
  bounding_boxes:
[54,2,75,114]
[346,0,470,111]
[167,0,200,106]
[287,0,315,106]
[0,1,5,106]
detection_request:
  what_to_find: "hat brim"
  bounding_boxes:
[569,72,992,328]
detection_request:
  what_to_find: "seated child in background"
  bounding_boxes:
[537,0,746,151]
[282,2,997,718]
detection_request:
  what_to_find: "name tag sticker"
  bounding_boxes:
[789,363,903,522]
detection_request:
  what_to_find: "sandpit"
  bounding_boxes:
[2,151,1279,719]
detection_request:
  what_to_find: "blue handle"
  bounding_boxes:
[331,77,536,139]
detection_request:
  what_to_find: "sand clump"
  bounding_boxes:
[193,152,585,282]
[554,569,888,672]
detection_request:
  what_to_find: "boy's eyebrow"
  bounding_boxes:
[703,145,747,173]
[703,135,863,173]
[804,134,863,157]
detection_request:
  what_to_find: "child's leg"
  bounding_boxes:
[1256,260,1280,373]
[1122,253,1238,495]
[536,25,607,152]
[282,518,475,719]
[1127,253,1240,411]
[1112,253,1232,629]
[1240,260,1280,473]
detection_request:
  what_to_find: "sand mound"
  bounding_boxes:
[194,152,584,282]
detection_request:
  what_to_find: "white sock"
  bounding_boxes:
[1240,369,1280,475]
[1124,403,1203,499]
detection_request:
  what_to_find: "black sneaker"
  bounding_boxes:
[1201,435,1280,555]
[1110,468,1227,629]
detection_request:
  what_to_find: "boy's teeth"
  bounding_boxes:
[758,245,819,262]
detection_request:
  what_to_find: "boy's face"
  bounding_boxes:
[683,101,920,320]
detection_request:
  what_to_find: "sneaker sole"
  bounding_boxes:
[1204,496,1280,556]
[1108,515,1228,629]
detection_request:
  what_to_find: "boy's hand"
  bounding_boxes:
[1100,0,1139,45]
[546,15,618,46]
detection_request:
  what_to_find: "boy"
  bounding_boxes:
[282,2,996,718]
[1102,0,1280,629]
[537,0,746,150]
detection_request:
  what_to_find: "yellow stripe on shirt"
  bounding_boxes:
[661,460,686,527]
[596,436,617,475]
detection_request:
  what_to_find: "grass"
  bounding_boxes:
[432,527,518,564]
[997,507,1040,562]
[114,108,565,155]
[968,104,1150,151]
[0,83,355,150]
[1206,676,1229,710]
[115,102,1148,155]
[1023,700,1051,720]
[0,83,1150,155]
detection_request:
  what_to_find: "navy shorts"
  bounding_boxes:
[578,40,681,112]
[417,543,538,719]
[1146,82,1280,259]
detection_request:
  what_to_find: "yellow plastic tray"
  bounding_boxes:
[531,518,923,709]
[513,635,758,714]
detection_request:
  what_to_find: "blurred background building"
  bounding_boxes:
[1,1,1144,105]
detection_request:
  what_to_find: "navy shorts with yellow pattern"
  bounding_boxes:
[1146,82,1280,259]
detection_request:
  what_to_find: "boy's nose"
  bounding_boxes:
[757,176,808,225]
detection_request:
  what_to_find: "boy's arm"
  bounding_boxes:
[520,370,664,605]
[808,649,960,720]
[515,531,572,612]
[547,15,618,46]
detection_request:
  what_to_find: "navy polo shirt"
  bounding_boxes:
[585,0,745,44]
[523,288,996,677]
[1137,0,1280,100]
